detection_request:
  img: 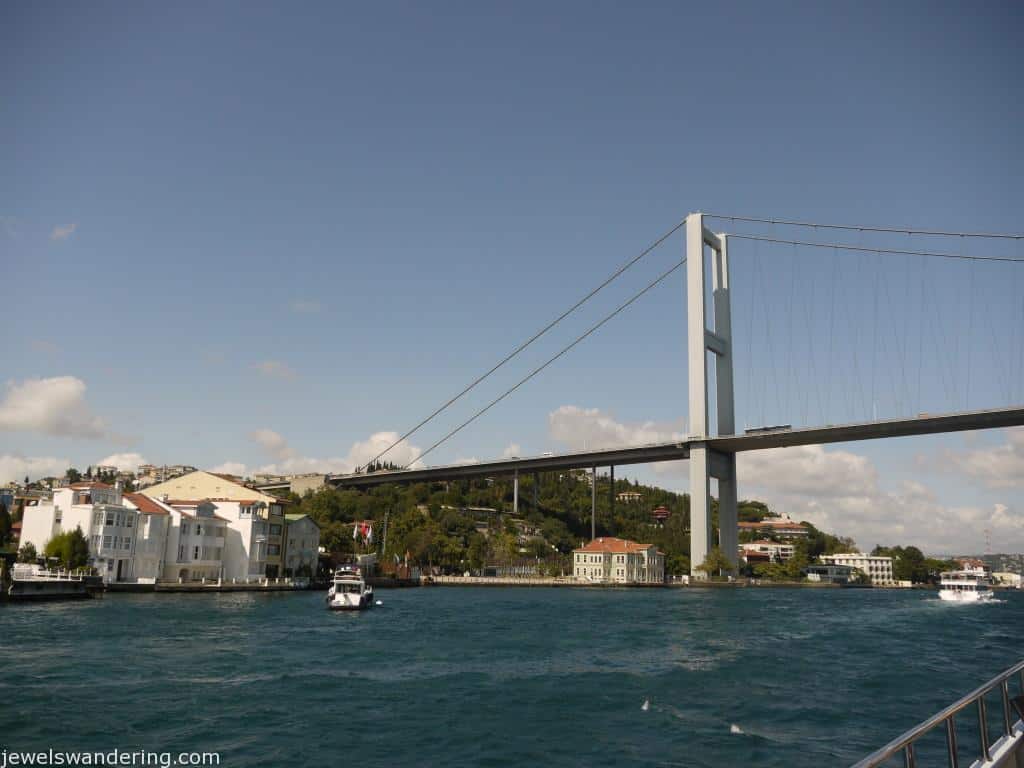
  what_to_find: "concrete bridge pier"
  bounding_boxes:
[513,468,519,515]
[686,213,738,577]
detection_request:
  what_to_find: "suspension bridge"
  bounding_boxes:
[315,211,1024,577]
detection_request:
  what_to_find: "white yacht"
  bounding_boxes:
[326,565,374,611]
[938,570,994,603]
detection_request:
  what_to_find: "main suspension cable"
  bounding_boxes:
[725,234,1024,263]
[705,213,1023,240]
[409,257,688,467]
[357,216,688,470]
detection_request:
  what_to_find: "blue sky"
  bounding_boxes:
[2,1,1022,553]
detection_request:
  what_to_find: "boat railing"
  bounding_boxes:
[850,659,1024,768]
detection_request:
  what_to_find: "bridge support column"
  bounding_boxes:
[686,214,738,578]
[533,472,539,512]
[513,469,519,515]
[591,465,597,540]
[609,465,615,519]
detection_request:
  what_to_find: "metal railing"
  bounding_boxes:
[851,659,1024,768]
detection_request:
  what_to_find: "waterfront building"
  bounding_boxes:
[804,563,859,584]
[573,537,665,584]
[158,500,228,582]
[738,516,808,539]
[143,471,288,576]
[121,493,175,582]
[821,553,895,585]
[20,482,141,583]
[159,498,265,582]
[992,572,1022,588]
[283,513,321,576]
[616,491,643,503]
[740,540,794,563]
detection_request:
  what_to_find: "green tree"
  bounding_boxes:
[17,542,38,563]
[43,527,90,569]
[0,501,11,547]
[696,547,735,579]
[65,467,82,484]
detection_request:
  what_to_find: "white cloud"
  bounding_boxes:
[253,360,298,380]
[736,445,1023,555]
[250,430,423,476]
[548,405,688,474]
[0,454,70,484]
[501,443,522,459]
[250,429,296,461]
[0,376,107,438]
[50,223,77,241]
[289,300,322,314]
[548,405,684,451]
[209,461,248,477]
[932,427,1024,490]
[96,452,147,472]
[545,405,1022,555]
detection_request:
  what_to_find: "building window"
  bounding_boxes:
[268,545,280,556]
[103,535,111,548]
[194,546,200,560]
[270,524,282,536]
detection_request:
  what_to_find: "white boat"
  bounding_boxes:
[326,565,374,611]
[938,570,994,603]
[8,563,93,601]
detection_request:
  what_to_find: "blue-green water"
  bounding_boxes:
[1,587,1022,767]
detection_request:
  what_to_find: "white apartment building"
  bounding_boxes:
[283,513,320,577]
[158,500,227,581]
[144,472,287,576]
[821,553,895,585]
[573,537,665,584]
[159,497,267,582]
[121,492,175,582]
[20,482,140,584]
[741,540,795,562]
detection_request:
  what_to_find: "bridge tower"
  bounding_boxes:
[686,213,738,578]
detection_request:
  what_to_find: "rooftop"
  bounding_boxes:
[122,492,170,516]
[575,537,654,554]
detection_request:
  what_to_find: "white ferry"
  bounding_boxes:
[938,570,993,603]
[7,563,93,601]
[326,565,374,611]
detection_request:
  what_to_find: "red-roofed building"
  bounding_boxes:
[121,493,176,582]
[573,537,665,583]
[737,516,808,540]
[740,540,795,563]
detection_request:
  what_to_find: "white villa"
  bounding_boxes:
[821,553,895,585]
[573,537,665,584]
[162,498,266,582]
[20,482,140,584]
[19,472,317,585]
[740,540,795,563]
[121,492,175,582]
[284,513,320,577]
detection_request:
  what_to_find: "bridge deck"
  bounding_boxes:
[324,406,1024,488]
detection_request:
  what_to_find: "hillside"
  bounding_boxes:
[278,470,861,577]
